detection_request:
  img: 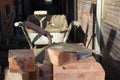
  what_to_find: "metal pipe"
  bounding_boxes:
[73,0,77,42]
[74,0,77,21]
[95,0,102,62]
[20,25,33,49]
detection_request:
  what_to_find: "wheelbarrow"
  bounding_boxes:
[14,21,53,63]
[26,11,69,46]
[14,21,53,48]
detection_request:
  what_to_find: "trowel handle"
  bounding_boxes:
[24,21,47,35]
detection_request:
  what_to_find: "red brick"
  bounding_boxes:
[28,66,41,80]
[8,49,35,73]
[28,63,52,80]
[53,58,105,80]
[45,48,77,66]
[4,67,29,80]
[36,64,52,80]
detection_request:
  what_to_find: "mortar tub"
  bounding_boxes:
[28,32,66,45]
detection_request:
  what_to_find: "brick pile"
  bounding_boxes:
[45,47,105,80]
[5,46,105,80]
[4,49,53,80]
[53,58,105,80]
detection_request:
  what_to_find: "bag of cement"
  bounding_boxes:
[45,15,68,32]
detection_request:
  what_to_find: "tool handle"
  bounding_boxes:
[25,21,53,45]
[24,21,46,35]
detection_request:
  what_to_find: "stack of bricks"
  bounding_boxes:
[5,49,35,80]
[45,47,105,80]
[5,45,105,80]
[5,49,53,80]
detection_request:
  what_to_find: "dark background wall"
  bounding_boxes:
[0,0,16,39]
[53,0,75,23]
